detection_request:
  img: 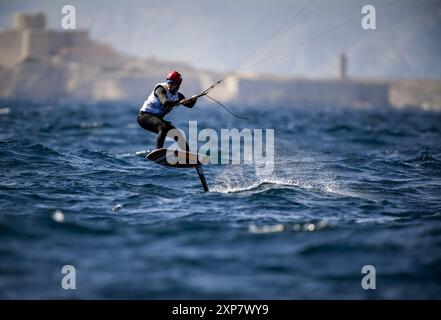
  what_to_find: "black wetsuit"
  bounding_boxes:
[137,85,196,151]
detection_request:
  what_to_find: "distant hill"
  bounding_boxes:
[0,0,440,79]
[0,12,440,110]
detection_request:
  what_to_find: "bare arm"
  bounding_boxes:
[178,92,197,108]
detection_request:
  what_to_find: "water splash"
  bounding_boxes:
[211,176,313,193]
[117,150,150,158]
[51,209,65,223]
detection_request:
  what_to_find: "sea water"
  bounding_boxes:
[0,100,440,299]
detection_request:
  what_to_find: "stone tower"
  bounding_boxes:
[338,52,347,80]
[13,13,50,62]
[13,12,47,30]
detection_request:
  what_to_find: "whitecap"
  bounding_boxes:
[112,203,123,212]
[0,108,10,115]
[248,220,332,234]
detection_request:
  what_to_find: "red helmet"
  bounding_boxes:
[166,71,182,86]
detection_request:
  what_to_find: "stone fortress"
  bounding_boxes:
[0,12,439,110]
[0,12,90,66]
[0,12,207,101]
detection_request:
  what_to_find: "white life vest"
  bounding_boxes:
[140,82,180,116]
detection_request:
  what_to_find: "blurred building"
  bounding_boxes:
[0,12,204,101]
[211,54,390,108]
[222,76,390,108]
[0,12,125,68]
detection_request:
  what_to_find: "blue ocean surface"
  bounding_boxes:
[0,100,440,299]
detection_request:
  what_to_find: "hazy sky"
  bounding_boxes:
[1,0,440,78]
